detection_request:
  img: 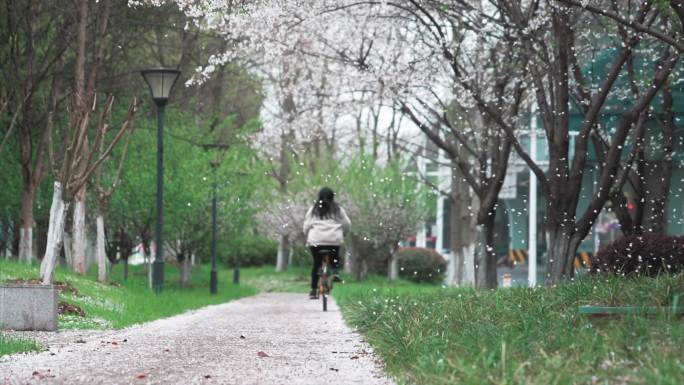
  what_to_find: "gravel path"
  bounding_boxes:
[0,293,395,385]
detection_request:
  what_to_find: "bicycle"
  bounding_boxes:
[317,250,334,311]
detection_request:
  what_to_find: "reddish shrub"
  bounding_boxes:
[592,233,684,276]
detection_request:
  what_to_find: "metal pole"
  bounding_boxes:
[210,177,218,294]
[153,103,165,293]
[528,106,538,288]
[592,166,600,254]
[233,249,240,285]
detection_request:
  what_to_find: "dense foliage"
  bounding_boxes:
[0,0,269,284]
[222,236,278,268]
[592,233,684,276]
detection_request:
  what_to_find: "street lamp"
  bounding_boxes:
[210,160,219,294]
[141,68,181,293]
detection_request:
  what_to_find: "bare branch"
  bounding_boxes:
[557,0,684,53]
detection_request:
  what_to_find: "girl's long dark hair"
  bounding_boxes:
[312,187,340,219]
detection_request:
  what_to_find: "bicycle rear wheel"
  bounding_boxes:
[322,294,327,311]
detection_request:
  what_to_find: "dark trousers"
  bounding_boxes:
[310,246,340,290]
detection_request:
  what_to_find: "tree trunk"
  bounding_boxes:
[610,193,637,236]
[276,234,289,272]
[148,242,154,289]
[347,235,369,281]
[447,244,476,286]
[445,167,477,286]
[180,256,191,287]
[123,257,129,280]
[96,214,107,282]
[388,256,398,281]
[632,155,647,233]
[87,233,96,272]
[40,182,70,284]
[645,165,672,233]
[645,84,675,233]
[545,225,583,284]
[360,256,369,281]
[343,243,353,273]
[140,237,151,287]
[71,188,88,274]
[5,221,14,259]
[474,217,497,289]
[0,219,8,259]
[63,233,73,268]
[18,185,35,263]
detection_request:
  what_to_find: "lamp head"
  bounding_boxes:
[141,68,181,106]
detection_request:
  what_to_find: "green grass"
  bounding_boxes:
[0,259,257,330]
[241,264,311,293]
[334,276,442,304]
[334,275,684,385]
[0,333,41,356]
[239,265,420,295]
[9,259,681,384]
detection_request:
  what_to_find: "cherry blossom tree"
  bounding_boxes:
[155,0,684,286]
[256,191,309,270]
[558,0,684,236]
[481,1,681,283]
[151,0,513,286]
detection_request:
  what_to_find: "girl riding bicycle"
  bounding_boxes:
[302,187,351,299]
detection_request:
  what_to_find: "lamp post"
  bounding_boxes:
[210,160,219,294]
[141,68,181,293]
[202,144,230,294]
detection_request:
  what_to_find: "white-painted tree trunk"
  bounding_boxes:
[446,244,476,286]
[41,182,70,284]
[72,198,88,274]
[96,215,107,282]
[19,186,36,263]
[463,245,476,284]
[388,254,399,281]
[445,251,457,285]
[276,234,288,272]
[18,228,32,264]
[444,164,477,287]
[287,245,294,266]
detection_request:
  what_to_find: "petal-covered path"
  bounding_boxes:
[0,293,395,385]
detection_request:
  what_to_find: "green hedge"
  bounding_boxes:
[396,247,446,283]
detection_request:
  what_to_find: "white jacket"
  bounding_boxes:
[303,206,351,246]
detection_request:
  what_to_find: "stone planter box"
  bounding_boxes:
[0,284,59,331]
